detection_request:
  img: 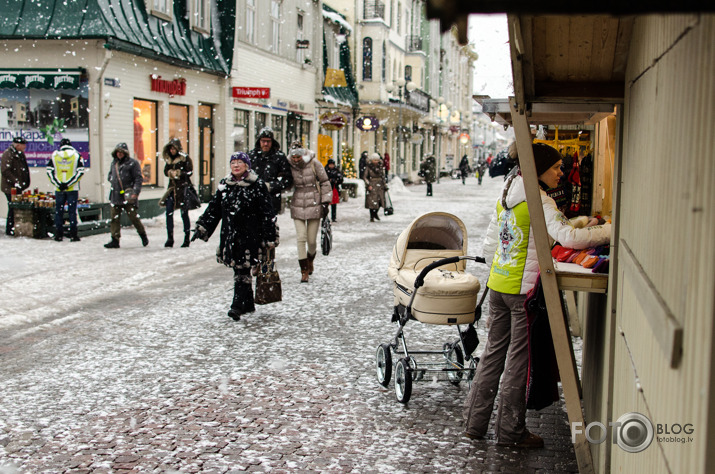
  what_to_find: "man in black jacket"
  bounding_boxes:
[248,128,292,214]
[104,142,148,248]
[1,136,30,236]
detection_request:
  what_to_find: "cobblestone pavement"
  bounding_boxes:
[0,176,578,473]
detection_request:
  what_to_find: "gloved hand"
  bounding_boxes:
[58,183,68,191]
[321,203,329,218]
[191,228,205,242]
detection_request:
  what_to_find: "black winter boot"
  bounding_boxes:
[165,230,174,247]
[229,272,255,319]
[104,238,120,249]
[181,232,190,248]
[139,233,149,247]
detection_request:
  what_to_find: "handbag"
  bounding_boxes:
[321,217,332,256]
[184,183,201,210]
[254,256,282,305]
[383,190,394,216]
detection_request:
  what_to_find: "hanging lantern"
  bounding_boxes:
[356,116,380,131]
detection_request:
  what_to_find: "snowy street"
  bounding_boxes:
[0,175,577,473]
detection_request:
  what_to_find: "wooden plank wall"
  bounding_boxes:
[611,14,714,473]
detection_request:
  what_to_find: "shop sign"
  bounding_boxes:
[320,111,348,131]
[104,78,121,88]
[324,68,347,88]
[232,87,270,99]
[356,116,379,131]
[149,75,186,97]
[406,89,430,113]
[296,39,310,49]
[0,69,81,90]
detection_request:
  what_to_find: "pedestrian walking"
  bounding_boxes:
[358,151,368,181]
[1,136,30,236]
[459,154,471,185]
[476,157,487,185]
[104,143,148,249]
[463,143,611,448]
[324,158,343,222]
[364,153,387,222]
[192,152,277,321]
[248,127,293,214]
[46,138,85,241]
[287,141,332,283]
[419,155,437,196]
[159,138,193,248]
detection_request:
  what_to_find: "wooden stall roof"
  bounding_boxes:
[476,14,633,126]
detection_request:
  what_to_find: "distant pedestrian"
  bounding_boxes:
[248,127,293,214]
[46,138,85,241]
[324,158,343,222]
[364,153,386,222]
[1,136,30,236]
[459,155,471,185]
[476,158,487,185]
[192,152,277,321]
[358,151,368,180]
[160,138,194,248]
[104,143,148,249]
[419,155,437,196]
[287,141,332,283]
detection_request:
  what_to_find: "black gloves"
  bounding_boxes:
[58,183,68,191]
[321,203,329,218]
[191,228,208,242]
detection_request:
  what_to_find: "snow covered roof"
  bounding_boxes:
[322,8,353,34]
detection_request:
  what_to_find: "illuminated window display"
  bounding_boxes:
[133,99,158,185]
[169,103,189,152]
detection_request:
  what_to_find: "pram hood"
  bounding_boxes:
[388,212,469,280]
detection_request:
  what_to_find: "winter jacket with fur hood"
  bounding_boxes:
[107,144,142,205]
[288,155,332,220]
[195,170,277,270]
[482,173,611,294]
[1,144,30,194]
[248,134,293,212]
[160,138,194,208]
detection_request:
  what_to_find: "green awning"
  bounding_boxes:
[0,0,234,76]
[0,68,82,90]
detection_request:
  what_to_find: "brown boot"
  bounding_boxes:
[307,252,316,275]
[299,259,309,283]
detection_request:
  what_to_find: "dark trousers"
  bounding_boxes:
[4,192,14,235]
[426,182,433,196]
[165,194,190,237]
[232,267,255,313]
[330,203,337,221]
[54,190,79,237]
[110,203,146,240]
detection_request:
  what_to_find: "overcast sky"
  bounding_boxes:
[468,14,513,99]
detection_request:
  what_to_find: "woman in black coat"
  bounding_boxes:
[324,158,344,222]
[160,138,194,247]
[193,152,277,321]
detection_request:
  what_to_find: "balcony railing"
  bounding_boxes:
[406,36,423,52]
[364,0,385,20]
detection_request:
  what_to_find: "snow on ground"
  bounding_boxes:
[0,174,580,472]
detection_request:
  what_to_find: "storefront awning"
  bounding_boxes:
[322,86,358,108]
[0,68,82,90]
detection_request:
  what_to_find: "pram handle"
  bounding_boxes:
[413,256,486,289]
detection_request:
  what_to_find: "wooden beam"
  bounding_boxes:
[425,0,715,15]
[535,81,625,101]
[510,99,595,474]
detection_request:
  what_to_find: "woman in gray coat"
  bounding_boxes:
[363,153,386,222]
[287,141,332,283]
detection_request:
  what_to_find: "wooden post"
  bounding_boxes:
[509,99,594,474]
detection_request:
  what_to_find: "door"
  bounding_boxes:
[198,104,214,202]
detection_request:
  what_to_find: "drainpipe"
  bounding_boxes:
[95,48,112,206]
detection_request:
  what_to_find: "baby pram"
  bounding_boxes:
[376,212,487,403]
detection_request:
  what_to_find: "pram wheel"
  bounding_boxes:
[376,343,393,387]
[395,358,413,403]
[444,342,464,385]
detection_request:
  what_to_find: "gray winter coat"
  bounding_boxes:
[364,159,386,210]
[288,156,332,220]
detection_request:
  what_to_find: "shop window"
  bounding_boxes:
[233,109,249,152]
[133,99,158,185]
[150,0,172,20]
[363,37,373,81]
[271,0,281,54]
[272,115,284,149]
[405,65,412,82]
[191,0,211,33]
[255,112,267,136]
[169,103,189,158]
[300,120,311,148]
[246,0,256,44]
